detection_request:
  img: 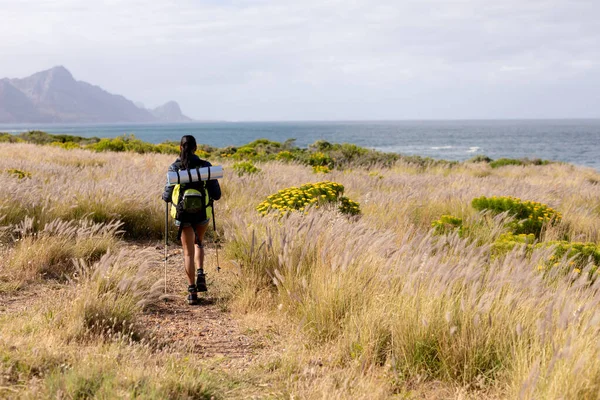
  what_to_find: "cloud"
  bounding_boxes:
[0,0,598,119]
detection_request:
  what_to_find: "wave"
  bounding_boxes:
[431,146,453,150]
[467,146,480,153]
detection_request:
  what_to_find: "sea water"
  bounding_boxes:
[1,119,599,169]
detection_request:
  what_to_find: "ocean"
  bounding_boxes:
[1,120,599,170]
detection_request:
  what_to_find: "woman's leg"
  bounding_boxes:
[180,226,196,285]
[194,222,209,273]
[181,223,209,285]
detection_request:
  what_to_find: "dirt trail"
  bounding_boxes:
[1,242,258,365]
[133,242,257,364]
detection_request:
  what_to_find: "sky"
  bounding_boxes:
[1,0,599,121]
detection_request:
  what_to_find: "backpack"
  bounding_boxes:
[171,182,213,244]
[171,183,213,221]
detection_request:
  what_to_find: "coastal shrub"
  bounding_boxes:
[256,181,360,217]
[219,146,237,159]
[312,165,330,174]
[489,158,551,168]
[88,134,157,154]
[308,152,334,167]
[309,140,333,152]
[0,133,24,143]
[493,233,600,276]
[90,137,127,152]
[154,142,180,154]
[232,161,260,176]
[432,215,463,235]
[472,196,561,236]
[276,150,295,162]
[338,196,361,216]
[468,155,493,163]
[5,168,32,179]
[51,141,80,150]
[232,146,257,160]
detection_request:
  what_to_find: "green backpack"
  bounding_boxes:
[171,183,213,223]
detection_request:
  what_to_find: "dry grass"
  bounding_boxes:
[2,142,600,398]
[223,159,600,399]
[6,218,121,284]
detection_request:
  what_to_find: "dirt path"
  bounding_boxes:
[132,242,257,365]
[1,242,258,365]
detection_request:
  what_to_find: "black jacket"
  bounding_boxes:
[162,155,222,203]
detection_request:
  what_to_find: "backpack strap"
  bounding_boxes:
[186,168,193,184]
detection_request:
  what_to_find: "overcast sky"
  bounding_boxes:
[1,0,598,120]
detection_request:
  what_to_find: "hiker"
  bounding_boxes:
[162,135,221,305]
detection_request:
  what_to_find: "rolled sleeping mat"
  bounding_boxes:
[167,165,223,186]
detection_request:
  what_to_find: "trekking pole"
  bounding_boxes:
[164,202,169,295]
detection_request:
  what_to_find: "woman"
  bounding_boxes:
[163,135,221,305]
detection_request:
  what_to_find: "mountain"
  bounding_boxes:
[150,101,194,123]
[0,66,193,123]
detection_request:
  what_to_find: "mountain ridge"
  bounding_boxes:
[0,66,193,123]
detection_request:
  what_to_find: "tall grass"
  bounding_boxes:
[7,218,121,283]
[0,250,221,399]
[3,142,600,398]
[221,159,600,398]
[0,143,170,239]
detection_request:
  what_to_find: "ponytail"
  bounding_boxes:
[179,135,197,170]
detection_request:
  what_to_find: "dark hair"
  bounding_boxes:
[180,135,197,170]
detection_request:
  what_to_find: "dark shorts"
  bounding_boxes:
[175,218,210,228]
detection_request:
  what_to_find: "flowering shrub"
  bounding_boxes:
[312,165,330,174]
[276,150,295,162]
[472,196,561,236]
[431,215,463,235]
[256,181,360,217]
[232,146,257,160]
[232,161,261,176]
[308,152,334,168]
[493,233,600,275]
[51,141,81,150]
[338,196,361,216]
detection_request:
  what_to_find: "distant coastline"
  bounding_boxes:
[1,119,598,169]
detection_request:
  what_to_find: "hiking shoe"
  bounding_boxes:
[196,272,207,292]
[187,285,199,305]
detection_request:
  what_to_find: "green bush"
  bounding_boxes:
[232,161,260,176]
[472,196,561,236]
[431,215,463,235]
[232,146,257,160]
[0,133,24,143]
[338,196,361,216]
[308,152,334,167]
[88,134,163,154]
[276,150,295,162]
[312,165,330,174]
[489,158,551,169]
[256,181,360,217]
[468,155,493,163]
[51,141,80,150]
[493,233,600,275]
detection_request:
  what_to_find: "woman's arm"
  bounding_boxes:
[162,161,179,202]
[207,179,221,201]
